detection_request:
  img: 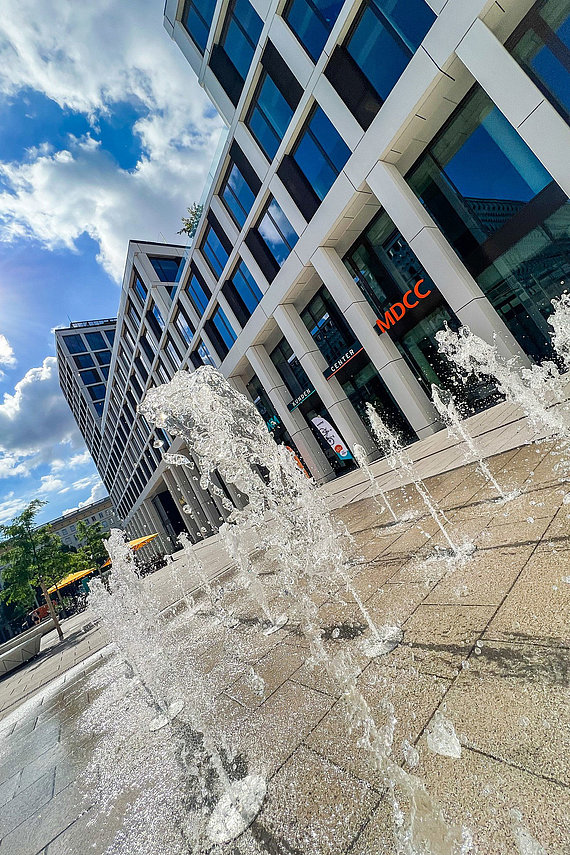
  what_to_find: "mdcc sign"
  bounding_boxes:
[375,279,432,334]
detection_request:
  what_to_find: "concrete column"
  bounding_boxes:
[178,463,219,534]
[138,503,161,555]
[366,160,531,366]
[456,18,570,197]
[246,345,336,482]
[273,303,378,457]
[162,468,195,539]
[145,495,176,554]
[312,246,440,439]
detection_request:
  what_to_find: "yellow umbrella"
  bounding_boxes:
[101,532,159,568]
[47,566,98,594]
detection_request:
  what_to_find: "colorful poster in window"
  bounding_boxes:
[311,416,353,460]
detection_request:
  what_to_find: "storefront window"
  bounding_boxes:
[507,0,570,123]
[269,337,352,474]
[300,286,415,442]
[344,210,495,412]
[406,84,570,363]
[246,373,294,448]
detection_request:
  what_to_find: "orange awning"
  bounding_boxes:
[47,566,97,594]
[101,533,159,567]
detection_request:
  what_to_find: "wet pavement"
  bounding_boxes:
[0,406,569,855]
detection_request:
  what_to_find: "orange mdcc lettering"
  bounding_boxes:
[375,309,395,334]
[414,278,432,299]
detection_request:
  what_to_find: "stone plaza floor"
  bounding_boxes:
[0,399,569,854]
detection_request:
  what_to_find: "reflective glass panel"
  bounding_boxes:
[284,0,343,61]
[258,199,299,266]
[293,106,351,200]
[221,162,256,228]
[247,73,293,160]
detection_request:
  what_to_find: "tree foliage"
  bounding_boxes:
[177,202,203,238]
[75,520,109,569]
[0,500,69,613]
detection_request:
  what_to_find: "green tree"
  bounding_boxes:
[177,202,203,238]
[76,520,109,569]
[0,500,64,640]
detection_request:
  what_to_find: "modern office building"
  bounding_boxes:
[55,319,117,470]
[58,0,570,547]
[43,498,119,551]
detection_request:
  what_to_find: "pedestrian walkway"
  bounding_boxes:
[0,398,568,854]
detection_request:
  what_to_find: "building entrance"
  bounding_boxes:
[152,489,187,541]
[344,212,496,413]
[300,286,416,444]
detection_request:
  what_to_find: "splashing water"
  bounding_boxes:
[427,711,462,759]
[366,403,472,560]
[431,384,514,501]
[436,325,569,440]
[354,442,399,523]
[88,529,265,846]
[549,291,570,372]
[140,367,473,854]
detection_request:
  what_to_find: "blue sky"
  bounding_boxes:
[0,0,222,526]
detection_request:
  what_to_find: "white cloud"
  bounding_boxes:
[61,476,106,515]
[0,334,16,378]
[39,473,65,492]
[0,493,29,525]
[0,356,80,457]
[0,0,222,280]
[51,450,91,472]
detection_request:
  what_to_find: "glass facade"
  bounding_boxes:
[247,373,294,447]
[270,337,353,474]
[186,271,211,316]
[406,84,570,363]
[74,353,94,369]
[224,260,263,326]
[207,305,238,358]
[221,161,257,228]
[284,0,343,61]
[201,224,230,277]
[149,257,182,282]
[346,0,435,102]
[344,210,496,412]
[85,331,106,350]
[301,286,415,442]
[182,0,216,52]
[257,198,299,266]
[219,0,263,80]
[175,306,195,345]
[292,105,351,201]
[247,70,294,160]
[134,275,147,303]
[508,0,570,123]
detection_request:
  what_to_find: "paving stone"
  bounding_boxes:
[225,643,306,709]
[415,741,570,855]
[398,604,497,678]
[257,746,378,855]
[484,548,570,647]
[440,640,570,785]
[0,770,55,840]
[0,781,90,855]
[423,544,536,606]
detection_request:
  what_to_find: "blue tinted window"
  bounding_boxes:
[509,0,570,121]
[153,304,165,330]
[149,257,181,282]
[231,260,263,313]
[96,350,111,365]
[187,273,211,315]
[104,329,115,346]
[220,0,263,79]
[258,199,299,266]
[79,369,101,386]
[134,276,147,303]
[182,0,216,52]
[293,106,351,200]
[73,353,94,369]
[199,339,217,366]
[247,72,294,160]
[221,162,256,228]
[175,307,195,344]
[347,0,435,100]
[63,334,86,354]
[201,224,230,276]
[212,306,238,349]
[88,384,106,402]
[284,0,343,61]
[94,401,104,417]
[85,331,106,350]
[100,365,110,380]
